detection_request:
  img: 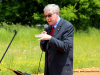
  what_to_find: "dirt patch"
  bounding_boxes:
[34,68,100,75]
[73,67,100,75]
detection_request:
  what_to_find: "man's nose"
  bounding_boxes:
[46,17,49,20]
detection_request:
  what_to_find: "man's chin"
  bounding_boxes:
[48,22,53,25]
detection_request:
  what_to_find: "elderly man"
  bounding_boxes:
[35,4,74,75]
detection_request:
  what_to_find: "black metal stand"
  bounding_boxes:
[0,30,17,63]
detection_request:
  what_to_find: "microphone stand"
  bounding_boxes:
[0,30,17,63]
[0,30,31,75]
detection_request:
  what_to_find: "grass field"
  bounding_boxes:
[0,23,100,75]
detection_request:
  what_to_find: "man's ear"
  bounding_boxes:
[56,12,59,15]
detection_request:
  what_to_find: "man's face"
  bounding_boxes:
[44,10,58,25]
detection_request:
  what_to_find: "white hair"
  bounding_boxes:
[43,4,60,13]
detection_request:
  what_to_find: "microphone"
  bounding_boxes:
[44,24,48,31]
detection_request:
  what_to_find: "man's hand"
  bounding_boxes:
[35,31,52,41]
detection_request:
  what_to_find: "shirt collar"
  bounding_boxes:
[53,17,61,29]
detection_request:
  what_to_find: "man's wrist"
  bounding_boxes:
[48,36,52,40]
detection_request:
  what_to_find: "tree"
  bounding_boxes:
[0,0,100,30]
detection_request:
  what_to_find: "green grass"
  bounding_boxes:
[74,27,100,69]
[0,23,45,75]
[0,23,100,75]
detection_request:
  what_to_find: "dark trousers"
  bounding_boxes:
[47,62,49,75]
[47,68,49,75]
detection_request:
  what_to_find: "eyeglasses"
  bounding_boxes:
[44,13,55,18]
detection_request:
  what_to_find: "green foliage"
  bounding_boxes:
[73,0,100,30]
[60,4,78,21]
[33,12,46,24]
[0,0,100,30]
